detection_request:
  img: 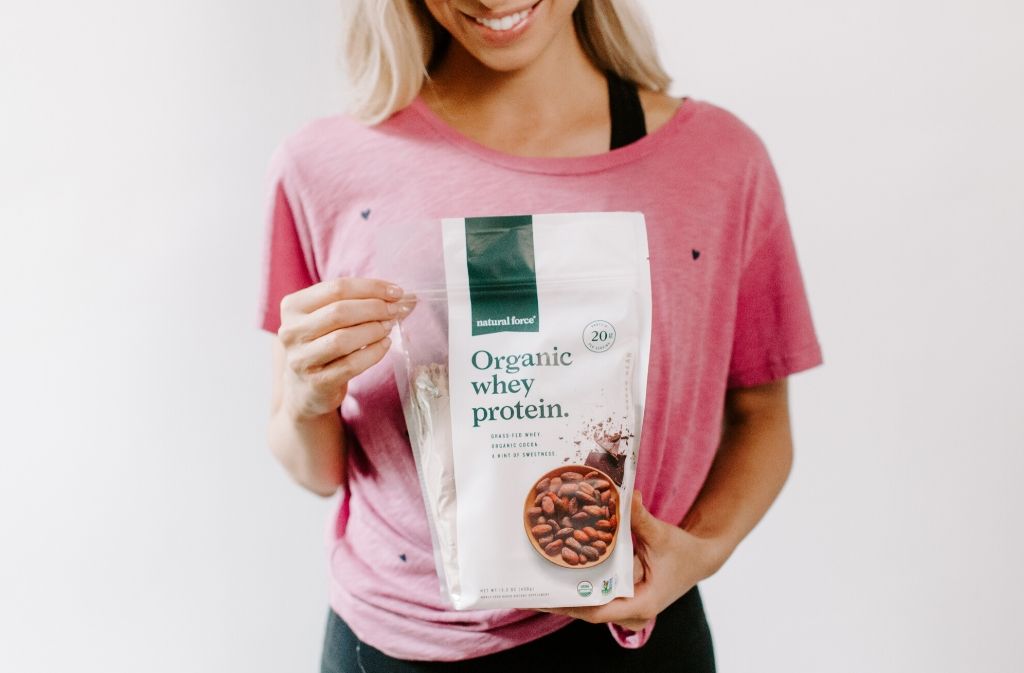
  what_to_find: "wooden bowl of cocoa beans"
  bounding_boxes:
[523,465,620,569]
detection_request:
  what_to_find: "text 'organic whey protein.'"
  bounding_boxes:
[394,212,652,609]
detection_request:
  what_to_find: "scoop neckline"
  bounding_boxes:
[405,91,698,176]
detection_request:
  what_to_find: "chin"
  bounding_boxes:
[434,0,573,74]
[469,45,544,72]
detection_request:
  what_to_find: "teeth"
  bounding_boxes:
[475,9,529,31]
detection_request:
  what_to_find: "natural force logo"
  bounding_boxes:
[465,215,540,336]
[475,314,537,330]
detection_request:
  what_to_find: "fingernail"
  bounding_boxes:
[386,284,403,298]
[382,320,395,330]
[398,303,411,314]
[387,302,400,316]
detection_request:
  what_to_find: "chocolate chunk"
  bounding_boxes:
[584,449,624,486]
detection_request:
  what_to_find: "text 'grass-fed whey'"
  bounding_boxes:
[392,211,652,609]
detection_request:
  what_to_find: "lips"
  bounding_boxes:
[466,0,541,21]
[462,0,542,45]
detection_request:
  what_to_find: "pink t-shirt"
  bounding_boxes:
[257,93,824,661]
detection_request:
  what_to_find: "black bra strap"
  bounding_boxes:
[606,69,647,149]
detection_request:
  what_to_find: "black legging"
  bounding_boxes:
[320,583,716,672]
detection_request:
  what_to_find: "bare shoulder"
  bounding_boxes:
[637,88,686,134]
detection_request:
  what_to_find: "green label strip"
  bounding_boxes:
[465,215,540,336]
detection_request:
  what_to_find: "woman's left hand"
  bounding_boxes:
[538,490,727,631]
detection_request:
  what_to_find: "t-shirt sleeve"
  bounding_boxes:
[726,144,824,388]
[256,143,320,335]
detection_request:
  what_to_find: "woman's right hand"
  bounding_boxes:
[276,277,409,420]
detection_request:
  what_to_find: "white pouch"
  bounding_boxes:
[386,211,651,609]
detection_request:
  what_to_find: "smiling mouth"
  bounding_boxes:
[464,1,542,32]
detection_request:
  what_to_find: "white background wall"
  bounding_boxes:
[1,1,1021,671]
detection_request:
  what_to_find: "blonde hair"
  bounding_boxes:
[342,0,672,125]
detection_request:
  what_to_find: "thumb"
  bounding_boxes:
[629,489,659,541]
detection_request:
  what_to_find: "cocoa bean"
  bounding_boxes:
[531,524,552,537]
[572,529,590,543]
[537,535,554,546]
[557,483,579,497]
[555,527,574,539]
[577,481,595,496]
[536,478,550,493]
[596,519,614,531]
[582,526,599,539]
[541,497,555,515]
[544,539,564,556]
[560,516,572,529]
[565,537,583,552]
[527,507,542,517]
[576,491,597,505]
[561,471,584,481]
[582,505,604,517]
[580,546,600,561]
[561,548,580,565]
[571,512,590,524]
[591,540,608,553]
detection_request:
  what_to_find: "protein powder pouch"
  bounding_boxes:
[382,212,652,609]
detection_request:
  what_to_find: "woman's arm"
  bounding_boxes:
[540,377,796,629]
[683,377,794,573]
[265,277,406,498]
[267,336,346,497]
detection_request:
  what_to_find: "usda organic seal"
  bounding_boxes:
[577,580,594,598]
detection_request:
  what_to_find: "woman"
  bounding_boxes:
[258,1,824,670]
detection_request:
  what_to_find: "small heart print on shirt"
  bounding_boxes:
[692,249,700,260]
[361,208,371,220]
